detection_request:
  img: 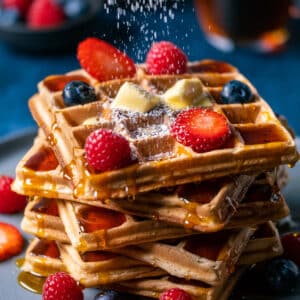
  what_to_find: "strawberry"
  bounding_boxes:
[77,37,136,82]
[171,108,231,153]
[0,176,27,214]
[27,0,65,29]
[84,129,133,172]
[160,288,193,300]
[146,41,188,75]
[42,272,83,300]
[0,222,24,261]
[2,0,33,16]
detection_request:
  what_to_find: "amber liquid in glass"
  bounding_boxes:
[195,0,290,51]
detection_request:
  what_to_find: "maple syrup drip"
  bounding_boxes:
[44,75,90,92]
[31,239,60,259]
[36,214,45,238]
[47,133,57,147]
[31,198,59,216]
[177,181,221,204]
[184,233,228,261]
[239,125,287,145]
[78,207,126,233]
[243,184,273,203]
[189,60,236,74]
[24,147,58,171]
[18,271,45,294]
[16,258,25,268]
[81,251,117,262]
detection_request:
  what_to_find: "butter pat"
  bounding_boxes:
[163,78,211,110]
[111,82,161,113]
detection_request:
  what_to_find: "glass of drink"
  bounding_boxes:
[194,0,291,52]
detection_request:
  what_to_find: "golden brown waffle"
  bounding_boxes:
[14,133,259,232]
[112,227,255,286]
[111,269,246,300]
[21,238,65,277]
[58,244,163,287]
[22,197,193,251]
[239,222,283,265]
[27,60,298,200]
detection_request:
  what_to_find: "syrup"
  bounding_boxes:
[177,181,221,204]
[44,75,90,93]
[15,258,25,268]
[31,239,60,259]
[78,207,126,233]
[81,251,117,262]
[24,147,58,171]
[184,233,228,261]
[31,198,59,216]
[18,271,45,294]
[189,60,236,74]
[238,124,288,145]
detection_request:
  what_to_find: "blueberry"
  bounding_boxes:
[262,258,299,294]
[0,8,20,26]
[62,80,97,106]
[221,80,253,104]
[63,0,89,19]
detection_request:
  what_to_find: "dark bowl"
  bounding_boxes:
[0,0,103,53]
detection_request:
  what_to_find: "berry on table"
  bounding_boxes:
[262,258,299,294]
[0,175,27,214]
[77,37,136,82]
[63,0,89,19]
[0,222,24,261]
[170,108,231,153]
[27,0,65,29]
[146,41,188,75]
[62,80,97,107]
[2,0,32,17]
[42,272,83,300]
[159,288,193,300]
[221,80,253,104]
[84,129,133,172]
[281,232,300,267]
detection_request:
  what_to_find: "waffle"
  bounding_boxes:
[22,197,194,252]
[112,222,281,286]
[27,60,298,200]
[21,238,65,277]
[112,269,246,300]
[21,238,163,287]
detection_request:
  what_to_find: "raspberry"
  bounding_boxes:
[171,108,231,153]
[77,37,136,82]
[2,0,32,16]
[0,176,27,214]
[159,288,193,300]
[42,272,83,300]
[0,222,24,261]
[84,129,133,172]
[27,0,65,29]
[146,41,188,75]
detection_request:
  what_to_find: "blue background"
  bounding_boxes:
[0,0,299,140]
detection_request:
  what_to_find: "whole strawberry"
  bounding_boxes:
[84,129,133,172]
[3,0,33,16]
[160,288,193,300]
[0,176,27,214]
[42,272,83,300]
[27,0,65,29]
[146,41,188,75]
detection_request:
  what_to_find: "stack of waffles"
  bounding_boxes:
[13,60,298,299]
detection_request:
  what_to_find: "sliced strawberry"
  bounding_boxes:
[171,108,231,153]
[0,222,24,261]
[77,37,136,82]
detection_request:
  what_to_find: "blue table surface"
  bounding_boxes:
[0,0,300,140]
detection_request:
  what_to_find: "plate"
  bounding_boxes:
[0,0,103,53]
[0,131,299,300]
